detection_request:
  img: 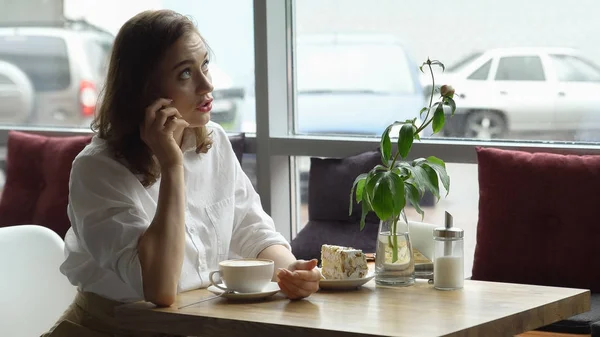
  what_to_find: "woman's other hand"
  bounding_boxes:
[140,98,189,168]
[277,259,321,300]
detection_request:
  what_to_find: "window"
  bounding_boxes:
[467,59,492,80]
[164,0,255,133]
[294,2,600,142]
[2,0,600,253]
[495,56,545,81]
[286,0,600,243]
[0,0,255,132]
[550,54,600,82]
[0,0,257,219]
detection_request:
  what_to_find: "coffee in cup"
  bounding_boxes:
[209,258,274,293]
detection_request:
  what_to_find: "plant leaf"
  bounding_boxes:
[380,125,392,163]
[426,155,445,169]
[349,173,368,215]
[422,164,440,200]
[370,172,392,221]
[359,198,370,231]
[373,164,389,172]
[364,171,382,208]
[419,107,428,118]
[398,124,415,159]
[390,173,406,217]
[420,60,430,73]
[432,102,445,133]
[392,165,411,179]
[371,171,405,221]
[411,165,440,199]
[355,178,366,203]
[445,97,456,116]
[402,164,425,196]
[425,156,450,195]
[430,60,445,72]
[405,181,424,219]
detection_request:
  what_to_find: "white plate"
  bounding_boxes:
[319,272,375,290]
[207,282,280,300]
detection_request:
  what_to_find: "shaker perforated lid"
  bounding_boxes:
[433,211,464,239]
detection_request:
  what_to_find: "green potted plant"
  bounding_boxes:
[349,58,456,286]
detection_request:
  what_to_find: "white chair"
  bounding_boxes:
[0,225,76,337]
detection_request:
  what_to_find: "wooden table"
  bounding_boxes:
[116,279,590,337]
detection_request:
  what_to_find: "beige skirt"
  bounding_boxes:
[41,291,184,337]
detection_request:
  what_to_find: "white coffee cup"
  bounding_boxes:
[209,258,274,293]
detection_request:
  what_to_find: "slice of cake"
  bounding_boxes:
[321,244,368,280]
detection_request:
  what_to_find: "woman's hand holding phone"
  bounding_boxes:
[140,98,189,169]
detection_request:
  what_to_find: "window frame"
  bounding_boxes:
[2,0,600,242]
[251,0,600,240]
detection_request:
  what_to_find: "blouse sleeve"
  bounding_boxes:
[225,147,290,258]
[68,154,150,299]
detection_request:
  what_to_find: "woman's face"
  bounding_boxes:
[156,32,214,128]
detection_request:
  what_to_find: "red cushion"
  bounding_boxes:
[472,147,600,292]
[0,131,92,238]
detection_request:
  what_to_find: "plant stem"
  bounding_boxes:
[392,232,399,263]
[427,63,436,119]
[384,61,438,264]
[416,62,436,135]
[389,151,401,170]
[417,114,435,135]
[389,62,436,170]
[391,215,399,263]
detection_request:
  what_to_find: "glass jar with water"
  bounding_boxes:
[375,217,415,286]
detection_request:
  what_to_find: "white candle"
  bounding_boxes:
[434,255,463,290]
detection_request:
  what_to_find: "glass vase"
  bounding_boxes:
[375,217,415,286]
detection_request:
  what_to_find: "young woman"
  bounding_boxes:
[43,9,320,337]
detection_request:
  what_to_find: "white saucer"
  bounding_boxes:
[319,272,375,290]
[207,282,280,300]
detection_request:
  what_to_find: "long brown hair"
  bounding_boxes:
[92,9,212,187]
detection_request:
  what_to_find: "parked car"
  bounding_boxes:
[0,20,113,128]
[0,20,245,132]
[424,47,600,139]
[0,60,34,125]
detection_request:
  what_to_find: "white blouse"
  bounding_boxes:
[60,122,290,303]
